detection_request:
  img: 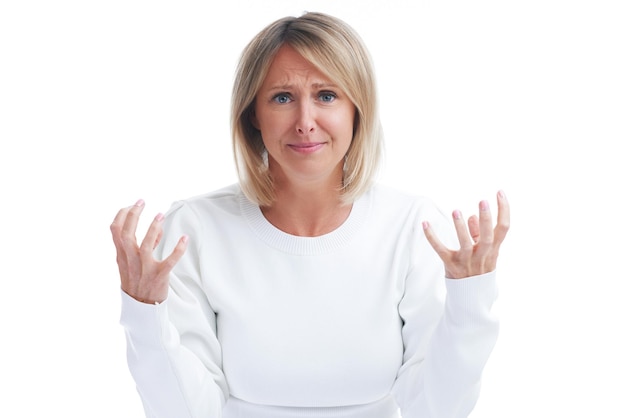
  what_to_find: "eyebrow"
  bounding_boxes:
[267,82,339,92]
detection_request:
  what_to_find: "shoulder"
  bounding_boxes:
[368,183,446,220]
[165,183,243,217]
[368,184,458,256]
[158,184,246,237]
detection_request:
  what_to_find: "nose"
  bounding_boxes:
[295,102,316,135]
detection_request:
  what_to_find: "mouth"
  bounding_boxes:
[287,142,326,154]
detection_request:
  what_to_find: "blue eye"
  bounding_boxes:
[319,92,336,102]
[273,94,292,104]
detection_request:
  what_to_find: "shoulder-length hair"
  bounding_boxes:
[231,12,383,207]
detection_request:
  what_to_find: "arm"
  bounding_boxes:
[392,270,499,417]
[113,200,228,417]
[392,191,509,417]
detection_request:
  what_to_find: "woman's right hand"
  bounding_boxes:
[110,199,188,304]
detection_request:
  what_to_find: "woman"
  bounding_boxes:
[111,12,510,418]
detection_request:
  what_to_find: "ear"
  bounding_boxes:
[249,108,260,130]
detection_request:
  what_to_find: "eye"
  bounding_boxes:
[318,91,337,103]
[272,93,292,104]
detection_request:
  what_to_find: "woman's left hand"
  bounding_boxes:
[423,190,510,279]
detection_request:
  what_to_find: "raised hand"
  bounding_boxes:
[110,199,188,304]
[423,191,510,279]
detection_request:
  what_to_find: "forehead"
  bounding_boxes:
[262,44,330,86]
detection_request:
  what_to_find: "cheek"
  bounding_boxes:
[256,110,292,138]
[330,107,356,139]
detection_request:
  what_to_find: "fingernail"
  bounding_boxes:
[135,199,145,207]
[155,213,164,222]
[181,235,189,244]
[498,190,507,200]
[480,200,489,211]
[422,221,429,230]
[452,210,461,220]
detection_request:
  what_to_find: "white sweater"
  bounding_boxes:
[120,183,499,418]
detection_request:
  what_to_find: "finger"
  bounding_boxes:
[160,235,189,276]
[476,200,494,254]
[110,206,130,244]
[111,206,134,282]
[140,213,164,258]
[111,206,132,268]
[493,190,510,249]
[422,221,451,261]
[468,215,480,243]
[154,228,163,250]
[120,199,145,247]
[452,210,473,254]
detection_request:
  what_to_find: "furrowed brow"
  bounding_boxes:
[312,82,338,89]
[267,82,338,92]
[267,84,293,92]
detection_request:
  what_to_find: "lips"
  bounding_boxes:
[287,142,326,154]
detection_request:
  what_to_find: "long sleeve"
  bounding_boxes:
[120,201,229,418]
[118,184,499,418]
[391,202,500,418]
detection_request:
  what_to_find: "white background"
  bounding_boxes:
[1,0,624,416]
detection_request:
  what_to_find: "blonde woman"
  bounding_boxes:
[111,12,510,418]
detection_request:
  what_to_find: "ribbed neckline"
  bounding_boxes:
[239,189,371,256]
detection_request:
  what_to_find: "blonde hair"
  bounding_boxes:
[231,12,383,206]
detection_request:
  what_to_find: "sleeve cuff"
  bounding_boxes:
[444,270,499,327]
[120,288,171,345]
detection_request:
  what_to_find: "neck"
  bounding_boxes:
[261,169,352,237]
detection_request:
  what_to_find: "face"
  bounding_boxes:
[252,44,356,187]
